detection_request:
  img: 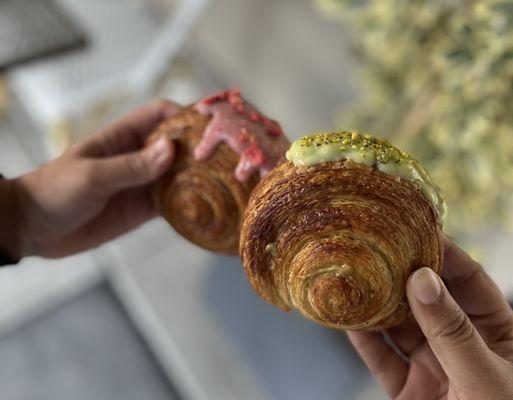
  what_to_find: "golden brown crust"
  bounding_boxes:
[147,106,258,254]
[240,159,443,330]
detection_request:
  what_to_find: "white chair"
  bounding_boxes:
[5,0,208,163]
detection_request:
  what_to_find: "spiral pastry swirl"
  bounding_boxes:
[240,132,444,330]
[147,107,258,254]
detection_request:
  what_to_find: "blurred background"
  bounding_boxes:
[0,0,512,399]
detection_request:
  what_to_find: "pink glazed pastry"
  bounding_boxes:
[145,88,290,254]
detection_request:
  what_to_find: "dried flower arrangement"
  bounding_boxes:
[316,0,513,235]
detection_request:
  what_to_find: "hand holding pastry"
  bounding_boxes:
[0,100,178,259]
[146,89,289,254]
[349,240,513,400]
[240,130,446,330]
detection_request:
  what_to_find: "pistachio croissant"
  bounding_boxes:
[146,89,289,254]
[240,131,446,330]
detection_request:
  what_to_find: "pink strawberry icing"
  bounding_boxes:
[193,88,290,182]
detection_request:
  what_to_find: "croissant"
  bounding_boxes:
[146,89,289,254]
[240,131,446,330]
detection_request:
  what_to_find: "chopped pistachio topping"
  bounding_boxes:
[286,131,447,224]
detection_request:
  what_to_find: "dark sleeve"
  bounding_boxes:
[0,173,19,266]
[0,248,17,266]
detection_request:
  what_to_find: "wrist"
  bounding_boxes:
[0,176,24,260]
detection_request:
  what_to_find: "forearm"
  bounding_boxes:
[0,176,23,261]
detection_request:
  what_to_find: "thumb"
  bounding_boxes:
[91,136,174,193]
[406,267,493,384]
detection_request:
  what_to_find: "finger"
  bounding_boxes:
[407,267,496,385]
[90,136,174,193]
[442,238,513,343]
[347,331,408,398]
[386,315,425,357]
[76,99,181,157]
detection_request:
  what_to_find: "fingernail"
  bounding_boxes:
[410,267,442,305]
[148,137,170,165]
